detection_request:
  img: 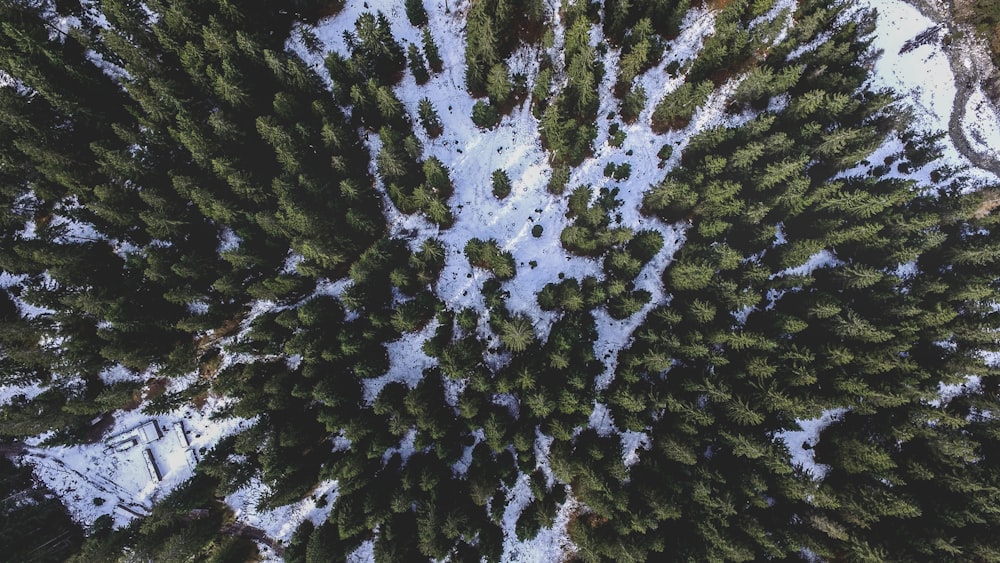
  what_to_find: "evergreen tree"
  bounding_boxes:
[421,28,444,73]
[491,169,512,199]
[407,43,430,85]
[405,0,429,27]
[417,97,443,137]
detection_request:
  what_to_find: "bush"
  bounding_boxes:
[417,98,443,137]
[657,144,674,163]
[620,86,646,123]
[472,101,500,128]
[532,224,543,237]
[612,162,631,180]
[407,43,430,84]
[628,229,664,262]
[609,123,627,147]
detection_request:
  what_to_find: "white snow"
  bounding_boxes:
[500,477,578,563]
[98,364,143,385]
[362,319,439,402]
[380,427,418,465]
[933,374,982,407]
[225,478,338,543]
[962,86,1000,161]
[620,429,651,468]
[770,249,843,279]
[865,2,952,128]
[775,407,847,479]
[861,0,998,184]
[588,402,651,467]
[0,380,44,407]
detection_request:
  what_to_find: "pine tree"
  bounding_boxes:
[407,43,430,85]
[491,169,512,199]
[405,0,428,26]
[621,85,647,123]
[486,63,513,106]
[417,97,443,137]
[421,28,444,73]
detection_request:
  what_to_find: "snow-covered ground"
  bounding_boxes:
[226,478,338,542]
[963,86,1000,161]
[860,0,1000,186]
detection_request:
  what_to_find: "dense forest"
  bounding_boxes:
[1,0,999,561]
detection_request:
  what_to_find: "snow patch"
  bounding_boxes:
[775,408,847,479]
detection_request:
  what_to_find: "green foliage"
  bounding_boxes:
[472,100,501,129]
[0,457,83,562]
[407,43,430,84]
[464,238,516,280]
[417,97,443,137]
[548,164,571,195]
[421,28,444,72]
[491,169,512,199]
[620,85,647,123]
[4,2,1000,563]
[344,12,407,84]
[651,80,714,132]
[405,0,428,26]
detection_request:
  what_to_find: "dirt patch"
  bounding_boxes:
[974,188,1000,217]
[144,378,167,402]
[195,316,242,356]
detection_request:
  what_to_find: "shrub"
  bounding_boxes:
[417,98,443,137]
[620,85,646,123]
[472,101,500,128]
[612,162,631,180]
[657,144,674,163]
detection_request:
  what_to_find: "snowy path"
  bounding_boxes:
[904,0,1000,177]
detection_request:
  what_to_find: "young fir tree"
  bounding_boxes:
[417,97,444,137]
[421,28,444,72]
[491,169,512,199]
[407,43,430,85]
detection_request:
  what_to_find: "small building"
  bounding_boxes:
[142,448,162,482]
[107,420,163,450]
[185,448,198,470]
[137,421,162,444]
[173,421,189,447]
[112,437,138,452]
